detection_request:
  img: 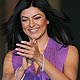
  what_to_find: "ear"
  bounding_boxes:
[47,20,49,24]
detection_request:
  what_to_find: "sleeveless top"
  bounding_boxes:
[12,38,68,80]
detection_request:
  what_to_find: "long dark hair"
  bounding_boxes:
[1,0,73,51]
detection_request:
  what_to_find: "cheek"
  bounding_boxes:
[40,19,48,28]
[21,22,28,29]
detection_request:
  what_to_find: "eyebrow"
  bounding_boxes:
[21,14,42,19]
[21,16,28,19]
[33,14,42,17]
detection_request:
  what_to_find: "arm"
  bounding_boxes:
[2,51,16,80]
[15,41,79,80]
[63,45,79,80]
[37,45,79,80]
[2,51,26,80]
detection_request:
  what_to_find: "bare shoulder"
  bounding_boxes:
[4,51,13,62]
[67,45,79,59]
[66,45,79,62]
[2,51,15,79]
[64,45,79,79]
[3,50,14,73]
[68,45,79,53]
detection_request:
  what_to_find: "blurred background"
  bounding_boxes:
[0,0,80,79]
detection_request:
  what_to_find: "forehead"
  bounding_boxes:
[20,6,45,17]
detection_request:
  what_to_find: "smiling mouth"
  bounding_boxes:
[28,28,39,33]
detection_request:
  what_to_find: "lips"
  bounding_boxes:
[28,28,40,33]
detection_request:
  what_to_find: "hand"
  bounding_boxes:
[15,40,42,63]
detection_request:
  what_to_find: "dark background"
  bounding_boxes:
[0,0,80,79]
[61,0,80,80]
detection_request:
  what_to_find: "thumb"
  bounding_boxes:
[30,39,37,46]
[32,40,38,48]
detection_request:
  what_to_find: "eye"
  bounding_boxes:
[21,17,29,22]
[21,18,29,22]
[34,16,41,20]
[21,19,28,22]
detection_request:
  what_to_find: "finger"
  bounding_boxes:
[30,39,35,46]
[16,52,34,58]
[15,48,34,54]
[30,40,39,52]
[33,40,39,50]
[16,43,33,51]
[21,41,31,46]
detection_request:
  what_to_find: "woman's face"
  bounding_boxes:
[20,7,49,40]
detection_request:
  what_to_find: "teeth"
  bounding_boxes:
[29,29,39,33]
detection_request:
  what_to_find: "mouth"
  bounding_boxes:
[28,28,40,34]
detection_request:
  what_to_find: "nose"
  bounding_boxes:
[29,19,35,28]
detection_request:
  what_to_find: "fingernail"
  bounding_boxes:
[16,44,19,46]
[16,52,20,54]
[15,48,18,50]
[21,41,24,43]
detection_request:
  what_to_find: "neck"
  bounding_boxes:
[37,35,49,53]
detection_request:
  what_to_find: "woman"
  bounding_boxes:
[2,0,79,80]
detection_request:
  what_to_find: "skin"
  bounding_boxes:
[2,7,79,80]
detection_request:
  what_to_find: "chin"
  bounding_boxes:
[30,36,40,41]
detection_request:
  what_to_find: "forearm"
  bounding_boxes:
[2,73,16,80]
[15,66,25,80]
[36,55,71,80]
[2,67,25,80]
[44,59,71,80]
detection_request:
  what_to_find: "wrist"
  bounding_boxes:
[15,66,26,80]
[35,54,43,64]
[35,54,45,71]
[18,66,25,71]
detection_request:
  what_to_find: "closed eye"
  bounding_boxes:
[21,19,28,21]
[21,16,28,22]
[34,16,41,20]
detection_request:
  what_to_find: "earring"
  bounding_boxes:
[47,20,49,24]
